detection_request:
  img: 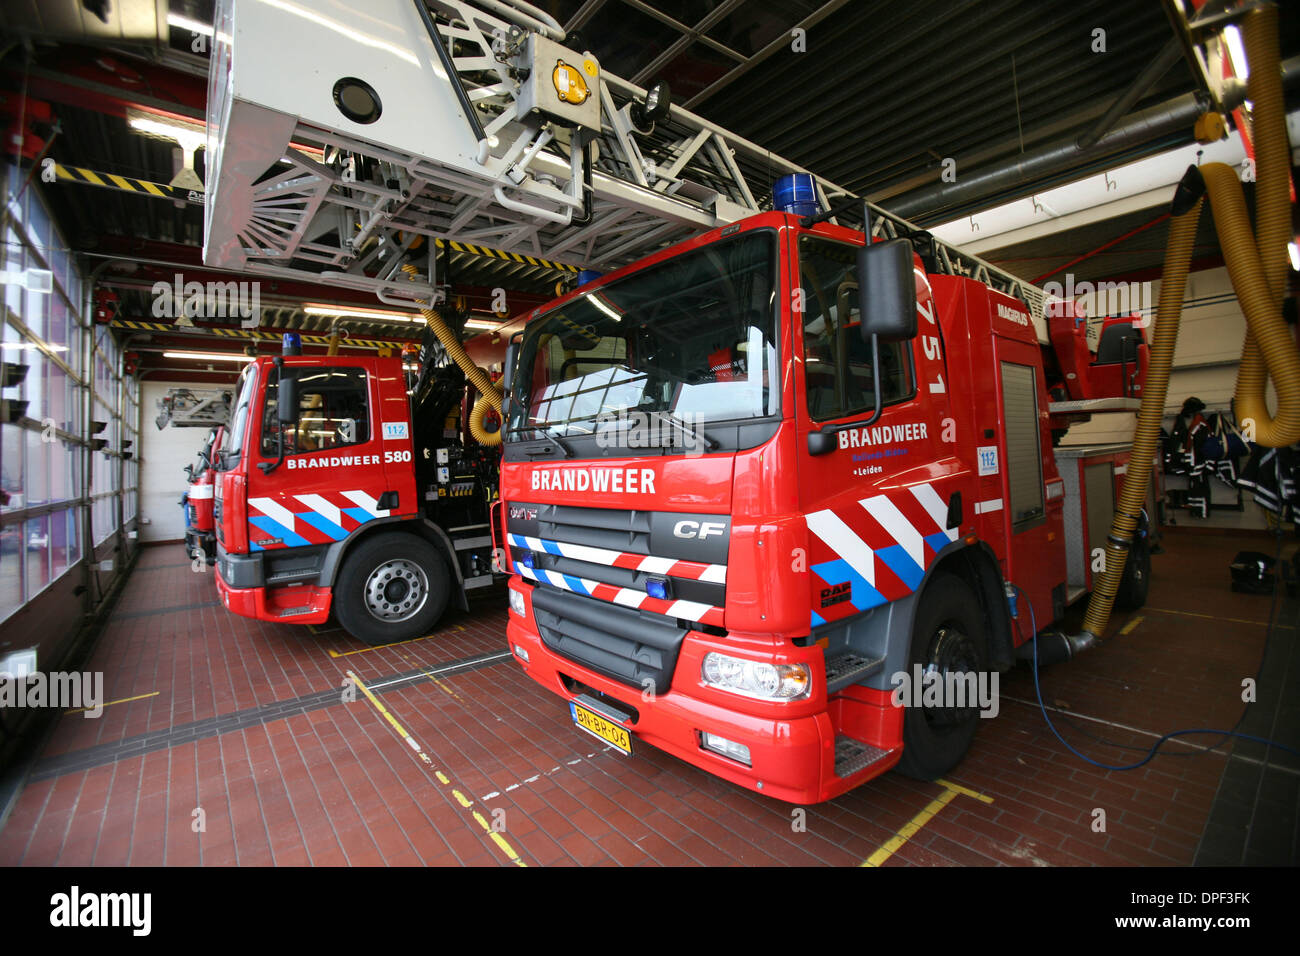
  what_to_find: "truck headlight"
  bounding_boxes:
[701,653,810,701]
[509,588,527,617]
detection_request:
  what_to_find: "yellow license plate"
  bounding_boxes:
[569,701,631,755]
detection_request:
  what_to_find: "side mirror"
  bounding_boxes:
[500,340,519,424]
[278,371,298,426]
[857,238,917,343]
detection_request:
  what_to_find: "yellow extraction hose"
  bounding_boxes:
[1081,199,1203,637]
[1082,4,1296,640]
[400,263,503,446]
[1229,3,1297,447]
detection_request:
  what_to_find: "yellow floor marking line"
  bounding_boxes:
[860,779,992,867]
[328,624,465,658]
[346,669,433,766]
[1145,606,1291,628]
[345,669,526,867]
[934,778,994,804]
[64,691,160,715]
[1118,615,1145,636]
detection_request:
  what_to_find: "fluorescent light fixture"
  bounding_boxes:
[1223,25,1249,82]
[163,351,256,363]
[2,342,67,352]
[464,319,505,331]
[127,109,206,190]
[1290,241,1300,272]
[167,12,214,36]
[127,111,205,144]
[588,294,621,322]
[302,303,422,322]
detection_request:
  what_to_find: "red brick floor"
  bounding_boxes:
[0,529,1287,866]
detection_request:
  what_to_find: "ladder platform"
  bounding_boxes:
[833,736,894,779]
[823,652,885,693]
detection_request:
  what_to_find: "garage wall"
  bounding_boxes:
[1058,267,1273,530]
[139,381,214,543]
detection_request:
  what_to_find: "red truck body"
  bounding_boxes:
[498,211,1150,803]
[184,425,225,563]
[211,350,503,642]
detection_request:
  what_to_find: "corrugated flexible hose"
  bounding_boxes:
[400,263,503,446]
[1081,5,1295,641]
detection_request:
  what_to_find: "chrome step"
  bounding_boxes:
[823,652,885,693]
[833,735,892,779]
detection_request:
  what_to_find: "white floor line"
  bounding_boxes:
[1004,695,1300,777]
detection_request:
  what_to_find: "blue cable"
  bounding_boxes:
[1013,584,1300,769]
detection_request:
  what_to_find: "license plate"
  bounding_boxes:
[569,701,632,755]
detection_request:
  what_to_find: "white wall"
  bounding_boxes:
[139,381,215,543]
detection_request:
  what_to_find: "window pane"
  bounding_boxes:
[799,236,914,421]
[25,428,50,507]
[1,422,21,512]
[51,506,72,581]
[24,514,50,599]
[261,366,371,456]
[0,533,20,622]
[66,507,80,568]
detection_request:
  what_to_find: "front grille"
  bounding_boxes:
[531,586,687,696]
[537,503,654,554]
[511,501,731,689]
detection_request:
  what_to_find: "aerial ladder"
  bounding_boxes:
[203,0,1058,337]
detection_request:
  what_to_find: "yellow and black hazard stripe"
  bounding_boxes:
[61,161,581,275]
[110,319,413,350]
[436,239,578,274]
[53,164,205,204]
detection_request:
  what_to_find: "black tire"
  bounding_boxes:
[1114,535,1151,610]
[894,573,989,781]
[333,533,450,646]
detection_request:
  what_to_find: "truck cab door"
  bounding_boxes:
[246,360,396,553]
[793,232,960,633]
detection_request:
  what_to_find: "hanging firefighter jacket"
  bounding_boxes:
[1238,444,1300,521]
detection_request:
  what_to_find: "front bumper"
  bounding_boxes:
[185,529,215,561]
[506,582,859,805]
[214,544,332,625]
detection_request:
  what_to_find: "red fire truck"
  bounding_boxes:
[497,199,1152,804]
[197,0,1151,785]
[211,340,504,644]
[183,425,224,564]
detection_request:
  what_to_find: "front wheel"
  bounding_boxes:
[334,533,450,646]
[894,573,989,781]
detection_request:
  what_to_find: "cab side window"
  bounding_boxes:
[261,367,370,456]
[799,236,914,421]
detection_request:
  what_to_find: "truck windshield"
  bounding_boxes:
[220,363,256,469]
[506,229,778,455]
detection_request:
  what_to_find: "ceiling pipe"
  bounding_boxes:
[884,55,1300,222]
[1077,39,1185,150]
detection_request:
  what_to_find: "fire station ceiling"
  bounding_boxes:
[3,0,1299,352]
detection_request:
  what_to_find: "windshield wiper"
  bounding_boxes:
[645,409,720,452]
[516,428,573,459]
